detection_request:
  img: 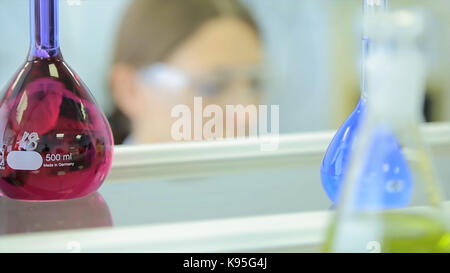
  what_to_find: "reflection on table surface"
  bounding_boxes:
[100,164,330,226]
[0,192,113,236]
[0,163,328,237]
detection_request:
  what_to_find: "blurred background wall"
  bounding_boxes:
[323,0,450,124]
[0,0,449,138]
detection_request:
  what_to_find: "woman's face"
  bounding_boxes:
[111,17,262,144]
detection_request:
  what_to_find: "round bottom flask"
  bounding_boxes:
[0,0,113,201]
[320,100,413,208]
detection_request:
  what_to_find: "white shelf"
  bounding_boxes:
[108,122,450,182]
[0,210,330,253]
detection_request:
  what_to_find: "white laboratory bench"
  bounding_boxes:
[0,122,449,252]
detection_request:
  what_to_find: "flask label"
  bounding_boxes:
[7,151,43,170]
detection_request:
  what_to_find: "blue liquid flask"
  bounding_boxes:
[320,0,413,208]
[323,10,449,253]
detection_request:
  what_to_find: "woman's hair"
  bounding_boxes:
[109,0,260,144]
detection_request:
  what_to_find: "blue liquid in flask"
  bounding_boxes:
[320,100,413,208]
[353,127,414,209]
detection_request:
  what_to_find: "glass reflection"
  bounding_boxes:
[0,192,113,235]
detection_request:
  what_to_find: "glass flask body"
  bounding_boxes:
[320,100,363,203]
[324,10,450,253]
[324,118,450,253]
[0,58,113,201]
[0,0,113,201]
[321,102,413,207]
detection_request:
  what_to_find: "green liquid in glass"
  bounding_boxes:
[323,213,450,253]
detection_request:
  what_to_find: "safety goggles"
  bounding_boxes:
[138,63,264,96]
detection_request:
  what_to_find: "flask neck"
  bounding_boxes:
[360,0,388,100]
[363,0,388,16]
[28,0,61,60]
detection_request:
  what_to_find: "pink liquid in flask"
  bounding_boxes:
[0,0,113,201]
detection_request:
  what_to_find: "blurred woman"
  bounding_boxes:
[109,0,263,144]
